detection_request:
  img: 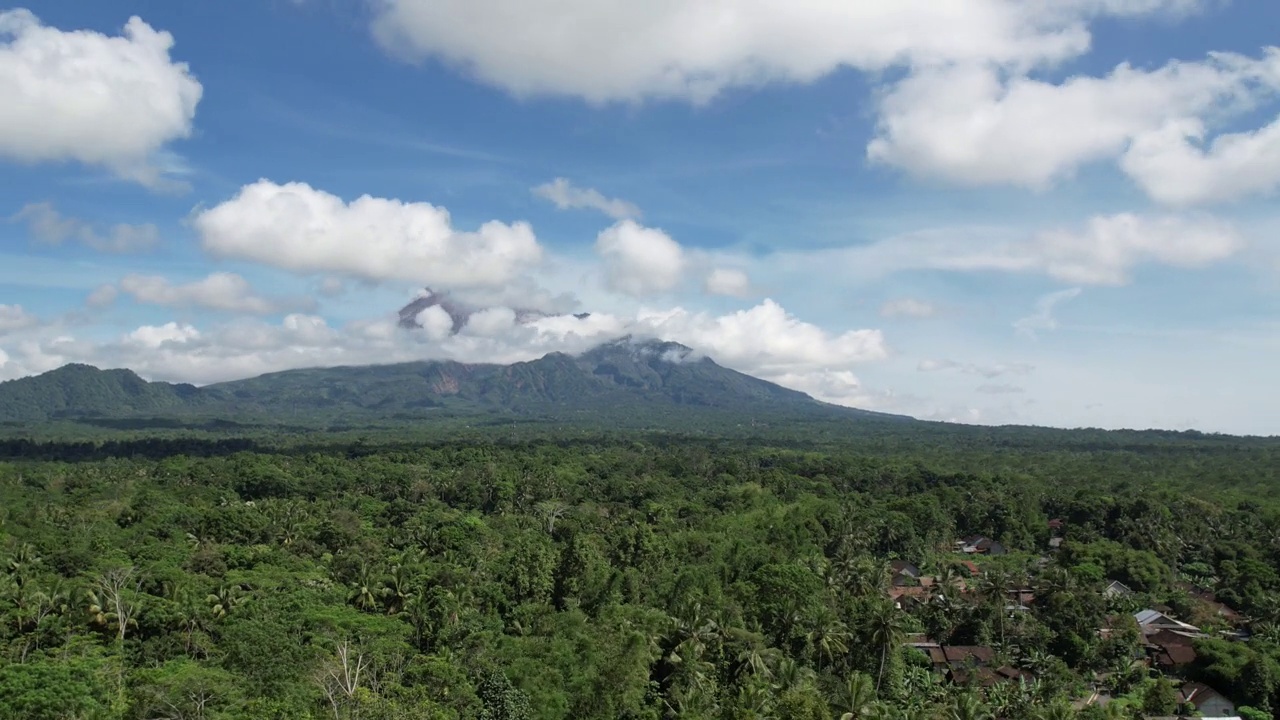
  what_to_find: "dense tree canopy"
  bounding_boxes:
[2,430,1279,718]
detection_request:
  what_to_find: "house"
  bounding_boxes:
[1135,609,1200,633]
[948,665,1033,687]
[1104,580,1133,598]
[1048,536,1064,550]
[1179,584,1245,626]
[890,560,923,586]
[1144,628,1203,647]
[925,645,995,673]
[958,536,1008,556]
[889,585,931,609]
[1179,682,1236,718]
[960,560,981,576]
[1152,644,1197,672]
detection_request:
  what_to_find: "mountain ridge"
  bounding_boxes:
[0,338,907,427]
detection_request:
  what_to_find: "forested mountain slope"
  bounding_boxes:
[0,338,906,427]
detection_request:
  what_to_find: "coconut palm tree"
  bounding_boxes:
[348,562,381,612]
[948,692,993,720]
[867,600,906,692]
[206,583,244,620]
[807,606,850,672]
[835,672,877,720]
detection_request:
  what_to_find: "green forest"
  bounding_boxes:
[2,429,1280,719]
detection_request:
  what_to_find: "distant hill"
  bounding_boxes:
[0,363,206,422]
[0,338,907,428]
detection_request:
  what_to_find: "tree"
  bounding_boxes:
[314,639,372,720]
[477,671,531,720]
[1142,678,1177,717]
[87,565,141,642]
[867,601,906,692]
[835,672,877,720]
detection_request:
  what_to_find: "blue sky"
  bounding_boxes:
[2,0,1279,434]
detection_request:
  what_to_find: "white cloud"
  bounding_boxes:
[126,322,200,349]
[918,359,1035,378]
[595,220,685,296]
[632,299,888,377]
[0,305,37,334]
[13,202,160,253]
[192,180,543,289]
[1014,287,1082,338]
[782,213,1242,286]
[879,298,937,318]
[115,272,316,315]
[0,10,202,188]
[868,48,1280,200]
[1121,115,1280,204]
[369,0,1197,104]
[704,268,751,298]
[1029,213,1243,284]
[532,178,640,220]
[461,307,517,337]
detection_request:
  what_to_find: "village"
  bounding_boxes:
[879,521,1256,720]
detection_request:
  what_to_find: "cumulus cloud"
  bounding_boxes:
[532,178,640,220]
[126,322,200,349]
[704,268,751,298]
[595,220,685,296]
[879,298,937,318]
[1014,287,1083,338]
[917,359,1035,378]
[868,48,1280,202]
[786,213,1242,286]
[0,305,37,334]
[12,203,161,253]
[0,10,202,188]
[631,299,887,377]
[1121,115,1280,205]
[368,0,1197,104]
[192,180,543,289]
[114,273,317,315]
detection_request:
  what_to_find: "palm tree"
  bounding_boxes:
[835,672,877,720]
[807,607,850,672]
[206,583,244,620]
[949,692,993,720]
[867,600,906,692]
[163,581,207,654]
[380,563,416,616]
[348,562,381,612]
[771,657,816,693]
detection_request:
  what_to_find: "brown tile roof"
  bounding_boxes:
[943,646,995,665]
[1154,645,1197,667]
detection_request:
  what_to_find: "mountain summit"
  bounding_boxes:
[0,338,904,427]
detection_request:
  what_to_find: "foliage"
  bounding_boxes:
[2,425,1279,718]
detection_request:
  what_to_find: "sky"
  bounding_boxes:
[1,0,1279,435]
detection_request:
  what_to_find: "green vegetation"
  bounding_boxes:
[2,425,1280,719]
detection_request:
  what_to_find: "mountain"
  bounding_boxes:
[0,364,206,422]
[0,339,905,428]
